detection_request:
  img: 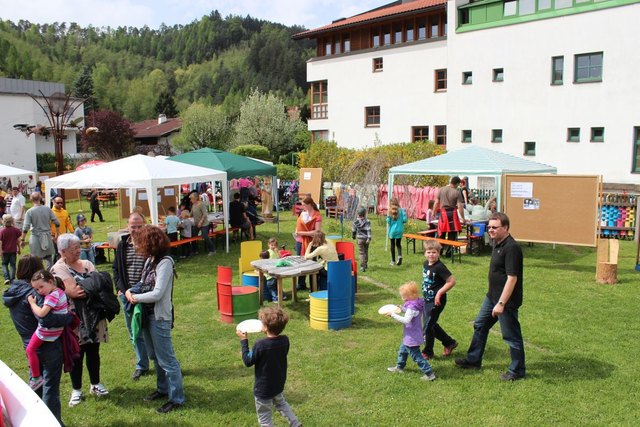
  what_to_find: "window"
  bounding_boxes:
[324,39,332,56]
[492,129,503,143]
[435,125,447,146]
[412,126,429,142]
[524,141,536,156]
[504,0,517,16]
[493,68,504,82]
[552,56,564,85]
[575,52,603,83]
[633,127,640,173]
[406,21,414,41]
[590,127,604,142]
[394,23,403,44]
[538,0,552,9]
[383,25,391,45]
[311,130,329,143]
[365,106,380,127]
[567,128,580,142]
[429,15,440,38]
[435,69,447,92]
[519,0,535,14]
[334,40,341,55]
[373,57,383,72]
[310,81,328,119]
[417,18,426,39]
[343,35,350,53]
[555,0,572,8]
[462,71,473,85]
[462,129,472,143]
[372,30,380,48]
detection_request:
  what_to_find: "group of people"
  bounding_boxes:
[2,210,186,426]
[385,211,526,382]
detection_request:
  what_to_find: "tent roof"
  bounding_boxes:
[0,163,35,177]
[169,148,276,180]
[44,154,226,189]
[389,146,557,176]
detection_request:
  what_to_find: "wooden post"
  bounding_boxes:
[596,238,619,284]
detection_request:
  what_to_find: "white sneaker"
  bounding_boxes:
[421,372,437,381]
[387,366,404,373]
[69,389,83,407]
[389,261,396,266]
[90,383,109,397]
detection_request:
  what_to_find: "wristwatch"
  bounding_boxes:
[497,301,505,306]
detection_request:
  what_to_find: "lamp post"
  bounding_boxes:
[14,90,87,202]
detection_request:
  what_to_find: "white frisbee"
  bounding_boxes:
[378,304,401,315]
[236,319,264,334]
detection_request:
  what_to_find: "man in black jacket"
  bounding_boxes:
[113,212,149,380]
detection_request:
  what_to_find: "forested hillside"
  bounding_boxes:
[0,11,314,120]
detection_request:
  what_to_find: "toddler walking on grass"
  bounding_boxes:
[237,306,301,427]
[26,269,68,390]
[386,281,436,381]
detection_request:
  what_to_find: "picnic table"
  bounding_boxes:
[251,256,324,306]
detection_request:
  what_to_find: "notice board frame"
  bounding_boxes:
[502,174,601,247]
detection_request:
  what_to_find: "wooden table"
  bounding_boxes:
[251,256,324,306]
[402,234,467,263]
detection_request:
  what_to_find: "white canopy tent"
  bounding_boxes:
[0,163,35,178]
[387,146,557,208]
[44,154,232,252]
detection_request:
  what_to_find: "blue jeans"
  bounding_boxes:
[199,226,215,253]
[119,294,149,371]
[422,297,456,357]
[395,344,433,374]
[80,248,95,265]
[465,296,526,377]
[295,241,306,289]
[255,393,300,427]
[2,252,16,282]
[265,277,278,302]
[40,340,63,425]
[142,316,185,404]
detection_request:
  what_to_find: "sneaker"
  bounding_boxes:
[443,341,459,357]
[29,376,44,390]
[90,383,109,397]
[421,352,432,360]
[389,261,396,266]
[360,266,366,273]
[455,358,481,370]
[500,371,525,381]
[69,389,83,407]
[397,256,403,266]
[421,372,437,381]
[387,366,404,373]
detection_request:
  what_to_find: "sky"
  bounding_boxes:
[0,0,383,31]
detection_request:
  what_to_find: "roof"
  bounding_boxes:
[0,77,65,97]
[132,118,182,138]
[389,146,557,176]
[169,148,277,180]
[293,0,448,39]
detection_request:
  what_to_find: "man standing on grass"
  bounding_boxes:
[9,187,26,230]
[113,212,150,380]
[455,212,525,381]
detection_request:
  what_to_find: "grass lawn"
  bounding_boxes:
[2,199,640,426]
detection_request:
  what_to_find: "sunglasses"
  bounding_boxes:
[487,225,503,230]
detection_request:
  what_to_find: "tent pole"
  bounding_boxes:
[274,175,279,234]
[224,179,230,253]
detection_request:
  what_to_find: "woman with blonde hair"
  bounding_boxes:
[304,231,338,291]
[386,197,407,266]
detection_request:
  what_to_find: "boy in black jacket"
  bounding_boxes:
[237,306,300,427]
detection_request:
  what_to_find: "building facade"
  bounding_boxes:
[294,0,640,186]
[0,78,82,172]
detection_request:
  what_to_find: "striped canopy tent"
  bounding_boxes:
[387,146,557,209]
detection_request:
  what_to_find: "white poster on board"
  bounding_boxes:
[510,182,533,198]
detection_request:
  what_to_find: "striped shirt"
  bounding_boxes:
[36,288,68,341]
[125,239,146,286]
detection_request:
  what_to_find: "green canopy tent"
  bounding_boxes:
[169,149,279,250]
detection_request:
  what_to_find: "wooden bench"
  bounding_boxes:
[405,229,438,254]
[169,237,201,248]
[402,233,467,263]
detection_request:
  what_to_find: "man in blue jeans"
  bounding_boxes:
[455,212,525,381]
[113,212,150,380]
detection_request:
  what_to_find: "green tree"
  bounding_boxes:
[230,144,270,161]
[155,90,178,117]
[73,65,98,112]
[171,103,232,152]
[233,89,305,162]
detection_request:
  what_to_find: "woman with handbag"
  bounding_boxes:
[125,225,185,414]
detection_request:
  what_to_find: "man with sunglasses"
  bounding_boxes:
[455,212,525,381]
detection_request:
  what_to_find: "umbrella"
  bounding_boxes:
[75,160,106,171]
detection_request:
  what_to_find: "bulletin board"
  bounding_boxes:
[298,168,323,204]
[118,186,179,220]
[503,174,601,247]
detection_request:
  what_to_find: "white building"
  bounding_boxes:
[294,0,640,187]
[0,78,82,172]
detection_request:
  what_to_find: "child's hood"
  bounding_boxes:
[404,298,424,312]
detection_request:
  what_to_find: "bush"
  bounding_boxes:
[230,144,270,161]
[275,163,299,180]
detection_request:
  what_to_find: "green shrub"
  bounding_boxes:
[275,163,299,180]
[230,144,271,161]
